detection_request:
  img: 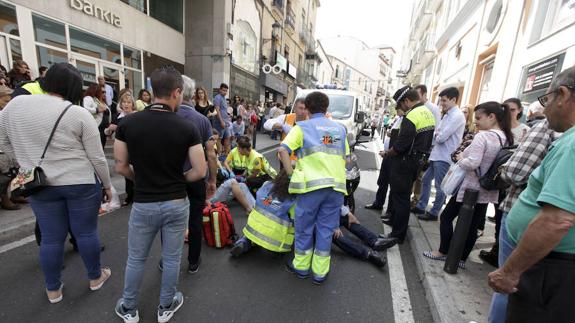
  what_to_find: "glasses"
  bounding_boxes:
[538,85,575,107]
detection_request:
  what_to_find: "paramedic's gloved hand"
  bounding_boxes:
[235,175,246,183]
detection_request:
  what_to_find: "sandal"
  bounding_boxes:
[47,283,64,304]
[90,267,112,291]
[423,251,447,261]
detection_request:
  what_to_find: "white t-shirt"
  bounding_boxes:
[512,123,530,143]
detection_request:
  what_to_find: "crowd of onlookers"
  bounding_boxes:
[368,66,575,322]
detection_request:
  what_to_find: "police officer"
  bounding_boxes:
[278,91,349,285]
[379,86,435,246]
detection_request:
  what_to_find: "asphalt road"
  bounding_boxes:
[0,138,433,323]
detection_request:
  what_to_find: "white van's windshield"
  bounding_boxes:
[326,95,354,119]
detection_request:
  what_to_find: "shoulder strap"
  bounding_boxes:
[487,130,504,148]
[39,103,73,164]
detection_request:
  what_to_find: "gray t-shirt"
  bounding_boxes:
[214,93,230,123]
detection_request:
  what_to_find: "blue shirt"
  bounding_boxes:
[177,103,213,171]
[213,93,230,123]
[429,106,465,163]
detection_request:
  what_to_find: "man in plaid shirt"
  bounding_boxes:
[487,119,558,323]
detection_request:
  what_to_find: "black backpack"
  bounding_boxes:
[478,132,517,191]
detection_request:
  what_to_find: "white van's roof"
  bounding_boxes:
[296,89,358,98]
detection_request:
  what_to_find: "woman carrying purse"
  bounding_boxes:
[423,101,514,269]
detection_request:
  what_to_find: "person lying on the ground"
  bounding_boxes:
[332,205,397,268]
[208,177,255,213]
[229,174,397,268]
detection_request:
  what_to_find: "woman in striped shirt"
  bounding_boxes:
[0,63,113,303]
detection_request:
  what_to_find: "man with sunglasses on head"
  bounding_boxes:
[488,66,575,323]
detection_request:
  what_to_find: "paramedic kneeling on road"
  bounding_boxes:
[224,135,277,193]
[278,91,349,285]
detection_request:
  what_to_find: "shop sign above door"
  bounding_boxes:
[70,0,121,28]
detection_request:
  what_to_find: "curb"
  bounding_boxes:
[407,219,466,323]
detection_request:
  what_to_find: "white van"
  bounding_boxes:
[291,89,367,143]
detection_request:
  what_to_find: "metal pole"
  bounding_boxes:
[444,189,479,274]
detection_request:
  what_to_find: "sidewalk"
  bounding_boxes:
[373,133,496,323]
[0,131,280,246]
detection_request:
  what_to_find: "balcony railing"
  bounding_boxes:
[285,7,295,30]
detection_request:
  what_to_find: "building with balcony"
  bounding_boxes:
[400,0,575,109]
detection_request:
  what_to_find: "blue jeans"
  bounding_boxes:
[488,213,515,323]
[333,215,379,259]
[209,178,255,208]
[416,160,450,216]
[30,183,103,291]
[122,198,189,309]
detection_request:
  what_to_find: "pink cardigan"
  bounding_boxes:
[456,130,506,204]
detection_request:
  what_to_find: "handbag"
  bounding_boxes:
[441,162,466,196]
[10,104,73,197]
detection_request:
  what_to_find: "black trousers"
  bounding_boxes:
[438,195,488,261]
[372,157,392,208]
[186,180,206,266]
[507,256,575,322]
[389,156,420,241]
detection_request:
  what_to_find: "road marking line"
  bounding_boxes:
[0,235,35,254]
[371,135,415,323]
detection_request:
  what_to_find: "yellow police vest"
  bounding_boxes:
[22,81,46,95]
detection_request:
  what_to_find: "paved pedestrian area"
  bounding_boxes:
[0,138,434,323]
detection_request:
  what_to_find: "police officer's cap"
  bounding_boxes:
[393,86,412,103]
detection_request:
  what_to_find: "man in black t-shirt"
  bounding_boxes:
[113,66,207,323]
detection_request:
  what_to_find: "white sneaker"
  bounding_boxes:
[115,298,139,323]
[157,291,184,323]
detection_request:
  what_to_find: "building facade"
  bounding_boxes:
[320,36,395,115]
[1,0,185,96]
[400,0,575,107]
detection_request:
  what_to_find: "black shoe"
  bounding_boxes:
[487,216,496,223]
[479,250,499,267]
[410,207,425,215]
[373,237,398,250]
[365,204,383,211]
[230,242,245,258]
[285,263,309,279]
[417,212,438,221]
[188,258,201,274]
[381,211,392,220]
[381,218,393,226]
[312,274,328,285]
[372,237,398,251]
[367,251,386,268]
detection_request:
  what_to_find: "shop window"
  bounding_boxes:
[149,0,183,33]
[124,69,143,94]
[32,14,67,50]
[36,46,67,68]
[0,1,18,36]
[9,38,21,62]
[123,45,142,69]
[69,27,121,64]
